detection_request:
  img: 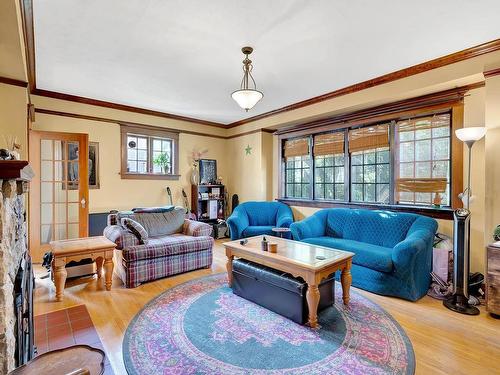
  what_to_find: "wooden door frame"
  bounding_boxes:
[29,130,89,261]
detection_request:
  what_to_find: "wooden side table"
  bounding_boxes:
[487,244,500,317]
[50,236,116,301]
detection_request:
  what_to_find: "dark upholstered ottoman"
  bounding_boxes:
[231,258,335,324]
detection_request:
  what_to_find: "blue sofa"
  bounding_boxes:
[227,201,294,240]
[289,208,438,301]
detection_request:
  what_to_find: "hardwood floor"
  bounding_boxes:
[34,240,500,375]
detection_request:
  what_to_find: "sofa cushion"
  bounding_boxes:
[121,218,149,244]
[301,236,394,273]
[117,207,185,237]
[326,209,416,248]
[122,234,214,262]
[242,226,274,237]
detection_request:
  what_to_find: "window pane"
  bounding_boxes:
[325,184,334,200]
[324,156,333,167]
[399,131,414,142]
[377,164,390,183]
[325,168,334,183]
[352,166,363,183]
[364,152,375,164]
[364,184,375,202]
[399,142,414,162]
[138,161,147,173]
[396,114,451,206]
[377,150,390,164]
[377,184,390,203]
[351,153,363,165]
[335,184,345,200]
[138,150,148,161]
[364,165,375,183]
[284,155,311,199]
[415,140,431,161]
[315,184,324,199]
[128,161,137,172]
[138,137,147,149]
[128,149,137,160]
[153,139,162,151]
[352,184,363,201]
[433,138,449,160]
[334,167,344,183]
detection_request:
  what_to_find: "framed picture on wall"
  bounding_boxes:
[199,159,217,184]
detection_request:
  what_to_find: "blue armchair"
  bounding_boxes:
[290,208,438,301]
[227,201,294,240]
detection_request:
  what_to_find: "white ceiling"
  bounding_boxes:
[34,0,500,124]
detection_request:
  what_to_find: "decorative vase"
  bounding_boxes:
[190,164,199,185]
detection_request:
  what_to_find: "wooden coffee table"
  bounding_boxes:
[50,236,116,301]
[223,236,354,328]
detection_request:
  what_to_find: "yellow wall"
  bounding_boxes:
[31,105,228,213]
[0,83,28,159]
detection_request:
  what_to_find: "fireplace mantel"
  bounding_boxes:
[0,161,34,181]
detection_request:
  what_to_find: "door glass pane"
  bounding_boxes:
[68,224,79,238]
[54,140,64,160]
[41,225,52,244]
[54,203,67,224]
[41,182,53,203]
[54,183,67,202]
[68,161,79,185]
[41,203,53,224]
[41,161,53,181]
[68,203,79,223]
[54,161,63,181]
[41,140,52,160]
[54,224,67,240]
[68,188,79,202]
[68,142,79,160]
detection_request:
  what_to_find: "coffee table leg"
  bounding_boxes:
[340,260,352,305]
[226,254,234,287]
[306,284,320,328]
[104,254,114,291]
[53,258,67,302]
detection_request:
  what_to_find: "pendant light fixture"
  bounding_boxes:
[231,46,263,111]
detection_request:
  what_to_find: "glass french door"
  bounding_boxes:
[29,131,89,262]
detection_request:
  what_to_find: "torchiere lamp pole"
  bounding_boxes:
[444,127,486,315]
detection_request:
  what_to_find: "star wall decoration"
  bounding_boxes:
[245,144,252,155]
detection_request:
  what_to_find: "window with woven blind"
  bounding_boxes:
[284,138,311,199]
[396,114,451,205]
[348,124,389,153]
[313,132,345,200]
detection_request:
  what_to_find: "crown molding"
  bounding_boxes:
[31,88,227,128]
[484,67,500,78]
[0,76,28,88]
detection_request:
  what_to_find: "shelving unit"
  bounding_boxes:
[191,184,226,223]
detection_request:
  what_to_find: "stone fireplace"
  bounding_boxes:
[0,161,33,374]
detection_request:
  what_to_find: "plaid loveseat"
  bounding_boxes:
[104,207,213,288]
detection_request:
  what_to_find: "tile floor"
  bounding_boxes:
[34,304,114,374]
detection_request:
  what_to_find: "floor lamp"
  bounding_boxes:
[443,127,486,315]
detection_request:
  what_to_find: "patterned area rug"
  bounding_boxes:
[123,274,415,375]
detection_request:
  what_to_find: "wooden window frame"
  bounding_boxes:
[120,123,180,180]
[276,89,466,220]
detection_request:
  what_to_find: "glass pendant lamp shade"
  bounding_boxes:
[231,89,263,111]
[232,46,263,111]
[455,127,486,143]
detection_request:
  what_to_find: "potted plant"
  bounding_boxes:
[153,152,170,174]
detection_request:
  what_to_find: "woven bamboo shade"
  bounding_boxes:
[397,114,450,133]
[284,138,309,158]
[396,178,447,193]
[314,132,344,156]
[348,124,389,153]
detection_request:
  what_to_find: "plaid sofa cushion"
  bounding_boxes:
[183,219,213,237]
[121,218,149,244]
[103,225,140,249]
[122,234,214,262]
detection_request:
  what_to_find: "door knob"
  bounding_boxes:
[81,198,86,208]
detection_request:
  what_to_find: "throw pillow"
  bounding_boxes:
[132,206,175,214]
[121,218,149,245]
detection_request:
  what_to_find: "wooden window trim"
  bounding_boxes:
[277,96,464,220]
[120,123,180,180]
